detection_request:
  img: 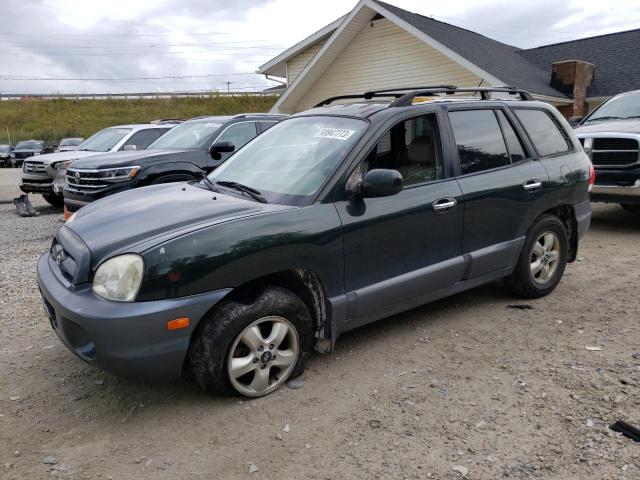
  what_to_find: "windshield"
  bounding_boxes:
[77,128,131,152]
[0,145,10,152]
[15,141,43,149]
[148,121,221,150]
[585,91,640,122]
[207,116,368,205]
[60,138,83,146]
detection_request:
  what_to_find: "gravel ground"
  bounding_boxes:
[1,166,640,479]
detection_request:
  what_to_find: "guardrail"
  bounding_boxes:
[0,91,278,100]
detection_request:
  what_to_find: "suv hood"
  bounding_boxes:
[575,119,640,135]
[21,150,102,165]
[65,182,290,266]
[71,149,202,169]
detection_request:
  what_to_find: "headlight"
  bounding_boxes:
[97,166,141,181]
[92,254,144,302]
[53,160,72,170]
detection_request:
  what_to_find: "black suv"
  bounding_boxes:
[38,87,592,397]
[574,89,640,212]
[63,113,286,215]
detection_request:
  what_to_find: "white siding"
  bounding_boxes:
[290,18,486,112]
[287,41,326,85]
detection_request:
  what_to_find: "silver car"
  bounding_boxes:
[20,123,178,206]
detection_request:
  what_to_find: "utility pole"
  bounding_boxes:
[226,82,232,95]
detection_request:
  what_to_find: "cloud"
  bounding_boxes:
[0,0,638,94]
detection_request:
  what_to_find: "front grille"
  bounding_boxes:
[65,169,109,193]
[590,137,640,168]
[593,138,638,150]
[13,152,35,159]
[23,161,47,174]
[50,240,77,282]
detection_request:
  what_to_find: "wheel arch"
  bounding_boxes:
[541,204,577,262]
[193,269,333,354]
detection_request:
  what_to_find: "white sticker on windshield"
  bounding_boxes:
[314,128,355,141]
[205,123,222,128]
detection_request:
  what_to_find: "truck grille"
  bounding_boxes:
[23,161,47,174]
[65,169,109,193]
[591,137,639,168]
[13,151,35,159]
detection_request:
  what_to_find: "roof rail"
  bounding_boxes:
[390,86,534,106]
[315,86,533,108]
[232,113,288,118]
[150,118,185,124]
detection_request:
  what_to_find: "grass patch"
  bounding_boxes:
[0,95,278,144]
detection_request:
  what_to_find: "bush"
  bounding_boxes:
[0,95,278,144]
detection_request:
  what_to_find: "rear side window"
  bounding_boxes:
[496,111,527,162]
[122,128,168,150]
[449,110,511,175]
[514,109,571,157]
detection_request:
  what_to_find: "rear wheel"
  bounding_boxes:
[621,203,640,213]
[42,193,63,207]
[505,215,569,299]
[188,286,312,397]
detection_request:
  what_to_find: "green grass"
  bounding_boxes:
[0,95,278,145]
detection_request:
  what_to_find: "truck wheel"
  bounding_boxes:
[42,194,64,207]
[505,214,569,299]
[188,286,312,397]
[621,203,640,213]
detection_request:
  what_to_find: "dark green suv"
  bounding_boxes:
[37,87,593,397]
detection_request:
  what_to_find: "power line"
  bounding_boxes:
[0,73,261,81]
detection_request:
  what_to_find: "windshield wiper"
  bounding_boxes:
[201,176,220,193]
[215,180,268,203]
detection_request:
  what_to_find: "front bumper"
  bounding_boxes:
[37,253,231,381]
[591,180,640,204]
[64,182,133,209]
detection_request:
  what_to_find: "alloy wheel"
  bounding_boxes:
[530,231,561,285]
[226,316,299,397]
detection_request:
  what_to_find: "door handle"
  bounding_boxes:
[432,198,457,213]
[523,179,543,191]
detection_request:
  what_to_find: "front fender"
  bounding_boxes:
[136,204,345,302]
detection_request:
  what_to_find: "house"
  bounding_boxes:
[257,0,640,117]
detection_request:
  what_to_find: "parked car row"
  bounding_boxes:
[1,137,86,168]
[36,86,595,398]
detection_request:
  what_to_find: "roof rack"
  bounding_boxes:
[315,86,533,108]
[232,113,288,118]
[150,118,185,124]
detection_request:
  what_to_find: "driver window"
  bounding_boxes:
[216,122,257,150]
[350,114,443,188]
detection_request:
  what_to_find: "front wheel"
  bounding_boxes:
[505,215,569,299]
[42,193,64,207]
[621,203,640,213]
[188,286,312,397]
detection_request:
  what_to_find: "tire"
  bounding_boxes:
[42,193,64,207]
[621,203,640,213]
[188,286,312,397]
[505,214,569,299]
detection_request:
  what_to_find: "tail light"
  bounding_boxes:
[588,163,596,192]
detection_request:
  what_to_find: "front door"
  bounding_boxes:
[334,113,465,327]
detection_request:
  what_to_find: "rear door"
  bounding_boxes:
[446,107,550,278]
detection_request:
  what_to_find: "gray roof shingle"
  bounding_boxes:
[373,1,568,98]
[517,29,640,97]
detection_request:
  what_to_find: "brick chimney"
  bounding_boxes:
[551,60,594,118]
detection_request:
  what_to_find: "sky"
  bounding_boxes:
[0,0,639,95]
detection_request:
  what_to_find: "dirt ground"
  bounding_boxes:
[1,167,639,480]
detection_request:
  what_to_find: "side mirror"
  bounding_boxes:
[568,116,584,127]
[209,141,235,160]
[358,169,403,198]
[122,144,137,151]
